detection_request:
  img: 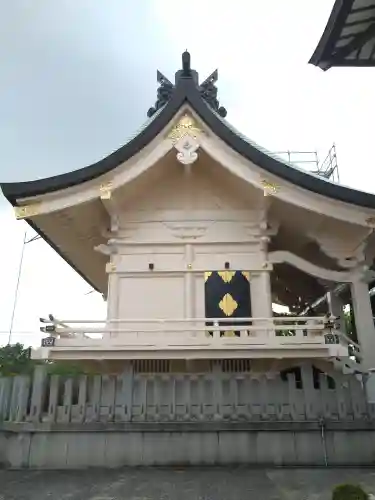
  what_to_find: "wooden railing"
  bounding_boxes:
[37,315,352,358]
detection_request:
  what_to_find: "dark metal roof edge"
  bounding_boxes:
[309,0,355,69]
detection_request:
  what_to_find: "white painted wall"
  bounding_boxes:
[106,163,272,328]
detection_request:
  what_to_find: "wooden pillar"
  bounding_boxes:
[184,244,194,318]
[250,271,272,317]
[350,278,375,370]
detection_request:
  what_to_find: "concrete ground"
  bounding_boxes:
[1,467,375,500]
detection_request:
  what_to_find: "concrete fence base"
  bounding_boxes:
[2,422,375,468]
[1,364,375,468]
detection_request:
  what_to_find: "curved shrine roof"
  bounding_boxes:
[309,0,375,70]
[2,51,375,209]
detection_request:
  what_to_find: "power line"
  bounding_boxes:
[8,229,27,344]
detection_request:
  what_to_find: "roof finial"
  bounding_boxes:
[147,51,227,118]
[182,50,191,76]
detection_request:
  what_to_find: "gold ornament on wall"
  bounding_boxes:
[100,182,113,200]
[365,216,375,227]
[105,262,116,273]
[261,179,280,197]
[14,204,40,220]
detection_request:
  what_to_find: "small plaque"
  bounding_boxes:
[44,325,56,333]
[41,337,55,347]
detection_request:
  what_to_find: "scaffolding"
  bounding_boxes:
[274,144,340,183]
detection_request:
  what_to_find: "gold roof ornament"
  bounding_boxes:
[167,114,202,144]
[14,204,40,220]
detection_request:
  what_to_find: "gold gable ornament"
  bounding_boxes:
[168,114,202,165]
[168,114,202,144]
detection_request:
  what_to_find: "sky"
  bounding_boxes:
[1,0,375,347]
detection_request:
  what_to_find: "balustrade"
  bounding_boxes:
[37,315,352,359]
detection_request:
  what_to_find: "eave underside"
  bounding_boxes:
[310,0,375,70]
[32,201,109,293]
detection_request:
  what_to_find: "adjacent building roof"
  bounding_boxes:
[309,0,375,70]
[3,51,375,209]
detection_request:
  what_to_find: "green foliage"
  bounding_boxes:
[45,361,92,376]
[0,343,35,376]
[0,343,93,378]
[332,484,368,500]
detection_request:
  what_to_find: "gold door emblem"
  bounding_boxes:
[219,293,238,317]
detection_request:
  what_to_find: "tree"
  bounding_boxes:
[0,343,91,377]
[0,343,36,376]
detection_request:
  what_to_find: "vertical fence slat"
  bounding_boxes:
[108,376,116,422]
[198,375,205,421]
[230,376,239,420]
[349,375,366,419]
[91,376,102,422]
[335,375,349,420]
[184,375,192,421]
[301,365,318,420]
[9,377,20,422]
[14,375,30,422]
[319,374,333,419]
[287,373,299,420]
[77,376,87,423]
[60,378,73,423]
[117,367,133,422]
[170,377,176,421]
[248,378,260,420]
[9,375,30,422]
[29,366,47,423]
[273,377,287,420]
[100,375,116,422]
[48,375,59,423]
[0,377,12,421]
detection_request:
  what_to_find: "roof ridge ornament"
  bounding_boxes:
[147,51,227,118]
